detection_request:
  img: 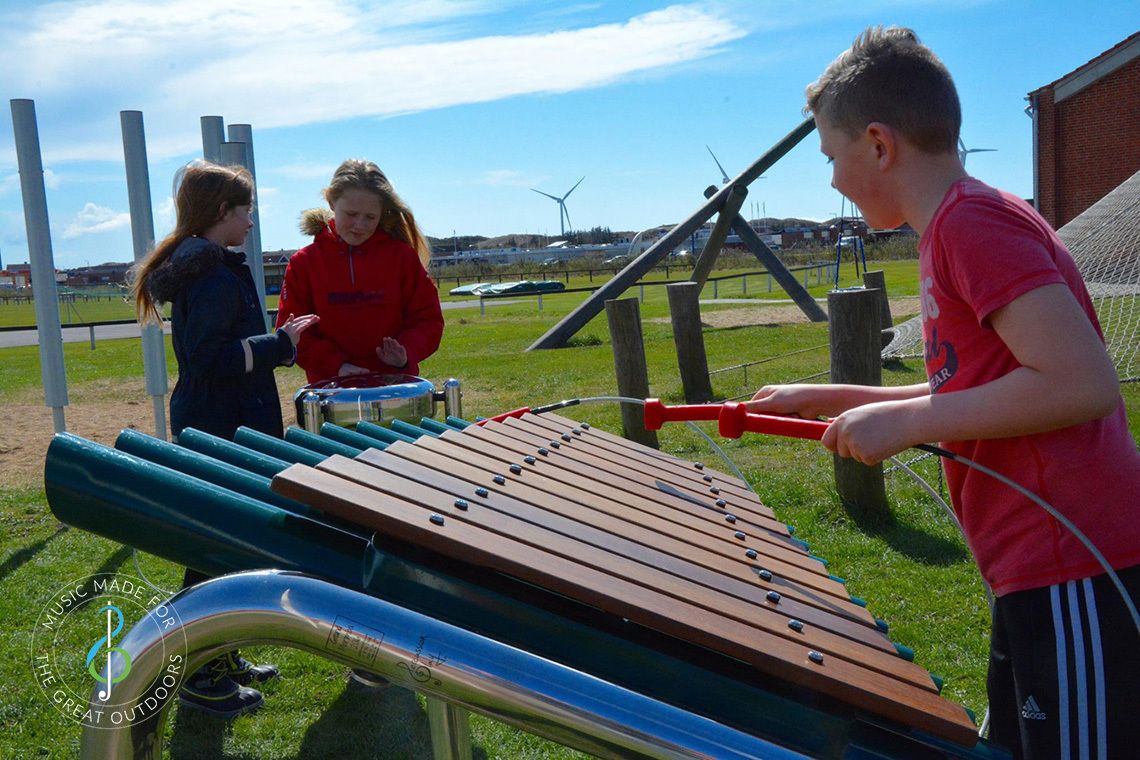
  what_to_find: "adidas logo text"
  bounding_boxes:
[1021,696,1047,721]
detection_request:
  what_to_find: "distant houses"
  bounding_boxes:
[3,216,887,290]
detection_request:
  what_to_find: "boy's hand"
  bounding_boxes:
[747,384,835,420]
[821,401,916,465]
[377,337,407,369]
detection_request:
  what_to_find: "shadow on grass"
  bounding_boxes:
[297,682,442,759]
[167,680,489,760]
[92,544,135,577]
[168,707,230,759]
[845,504,968,567]
[0,523,69,584]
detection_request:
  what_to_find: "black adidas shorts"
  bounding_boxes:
[987,564,1140,759]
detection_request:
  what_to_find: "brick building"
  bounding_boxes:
[1027,32,1140,229]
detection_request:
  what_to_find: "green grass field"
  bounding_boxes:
[2,258,1136,758]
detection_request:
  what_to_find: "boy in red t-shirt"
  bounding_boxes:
[747,26,1139,759]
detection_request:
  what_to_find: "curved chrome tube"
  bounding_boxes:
[83,570,802,760]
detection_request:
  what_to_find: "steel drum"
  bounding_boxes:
[294,373,461,432]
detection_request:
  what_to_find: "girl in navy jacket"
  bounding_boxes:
[133,162,318,438]
[130,162,317,717]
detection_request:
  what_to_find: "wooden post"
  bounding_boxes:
[862,269,894,340]
[828,288,888,521]
[605,298,659,448]
[667,282,714,404]
[862,270,894,350]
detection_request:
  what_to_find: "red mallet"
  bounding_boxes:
[474,407,530,427]
[643,398,723,431]
[717,401,830,441]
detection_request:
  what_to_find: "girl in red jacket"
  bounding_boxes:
[276,159,444,383]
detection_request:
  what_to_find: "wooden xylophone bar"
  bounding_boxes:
[359,437,876,636]
[271,412,980,747]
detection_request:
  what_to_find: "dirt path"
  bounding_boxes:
[1,377,301,490]
[651,296,920,329]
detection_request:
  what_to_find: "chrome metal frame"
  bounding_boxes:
[83,570,802,760]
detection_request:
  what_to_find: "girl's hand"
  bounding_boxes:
[279,313,319,346]
[338,362,371,376]
[377,337,407,368]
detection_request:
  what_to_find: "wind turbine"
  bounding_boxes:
[958,137,996,167]
[706,145,731,184]
[531,177,585,238]
[707,145,764,186]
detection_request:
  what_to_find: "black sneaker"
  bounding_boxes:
[224,652,280,686]
[349,668,391,689]
[179,668,263,718]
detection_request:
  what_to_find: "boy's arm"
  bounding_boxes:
[747,382,930,420]
[826,283,1121,463]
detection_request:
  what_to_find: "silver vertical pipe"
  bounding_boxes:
[219,141,269,328]
[200,115,224,164]
[10,98,68,432]
[120,111,169,440]
[226,124,269,329]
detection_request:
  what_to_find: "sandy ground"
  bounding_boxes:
[4,297,919,490]
[654,296,920,330]
[2,376,302,491]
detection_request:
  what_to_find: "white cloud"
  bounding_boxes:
[154,196,176,234]
[63,202,131,238]
[1,2,744,161]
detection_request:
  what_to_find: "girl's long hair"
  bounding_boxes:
[129,162,253,323]
[324,159,432,267]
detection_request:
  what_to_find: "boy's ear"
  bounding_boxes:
[865,122,898,170]
[217,202,230,221]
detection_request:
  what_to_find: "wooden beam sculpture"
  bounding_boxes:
[528,118,823,350]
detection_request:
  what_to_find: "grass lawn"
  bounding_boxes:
[2,258,1136,758]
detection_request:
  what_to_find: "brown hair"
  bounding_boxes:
[805,26,960,154]
[324,159,432,267]
[129,162,253,323]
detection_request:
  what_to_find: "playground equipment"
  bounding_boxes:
[44,408,1007,759]
[528,119,829,351]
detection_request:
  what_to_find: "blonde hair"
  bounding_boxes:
[805,26,960,154]
[324,159,431,267]
[130,163,253,323]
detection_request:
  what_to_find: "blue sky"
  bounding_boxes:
[0,0,1136,271]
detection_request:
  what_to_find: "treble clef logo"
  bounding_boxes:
[85,603,131,701]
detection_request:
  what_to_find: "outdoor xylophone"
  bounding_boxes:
[44,403,1005,759]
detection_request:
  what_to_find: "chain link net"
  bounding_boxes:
[883,169,1140,381]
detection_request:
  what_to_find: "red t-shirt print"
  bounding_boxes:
[925,326,958,393]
